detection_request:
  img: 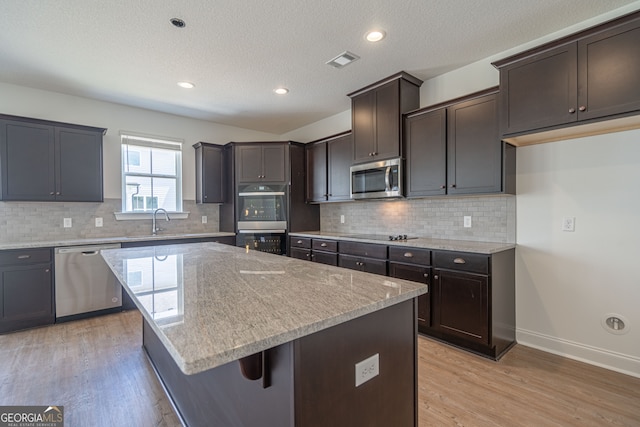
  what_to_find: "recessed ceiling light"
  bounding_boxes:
[365,30,386,42]
[273,87,289,95]
[170,18,186,28]
[177,81,195,89]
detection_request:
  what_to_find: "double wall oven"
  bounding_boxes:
[236,184,287,255]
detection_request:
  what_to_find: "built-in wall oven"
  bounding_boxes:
[236,184,287,255]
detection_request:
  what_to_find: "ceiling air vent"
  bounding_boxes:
[326,51,360,69]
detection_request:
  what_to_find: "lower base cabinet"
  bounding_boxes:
[389,262,431,329]
[0,248,54,334]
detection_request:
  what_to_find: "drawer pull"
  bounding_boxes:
[434,275,439,280]
[403,252,413,258]
[45,269,50,273]
[320,243,327,247]
[296,240,303,244]
[453,258,466,264]
[423,273,428,278]
[17,255,31,259]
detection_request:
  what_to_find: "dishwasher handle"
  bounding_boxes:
[55,244,121,254]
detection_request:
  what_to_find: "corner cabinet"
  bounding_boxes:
[193,142,225,204]
[305,131,352,203]
[235,143,287,183]
[0,114,105,202]
[0,248,54,334]
[349,72,422,164]
[494,10,640,144]
[405,89,515,197]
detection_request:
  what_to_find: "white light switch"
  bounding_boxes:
[63,218,72,228]
[95,217,103,227]
[340,215,345,224]
[355,353,379,387]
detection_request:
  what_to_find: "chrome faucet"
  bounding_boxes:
[152,208,170,235]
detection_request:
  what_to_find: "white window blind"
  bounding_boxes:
[121,133,183,213]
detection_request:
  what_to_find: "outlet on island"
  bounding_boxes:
[355,353,379,387]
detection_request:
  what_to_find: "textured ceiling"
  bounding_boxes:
[1,0,638,134]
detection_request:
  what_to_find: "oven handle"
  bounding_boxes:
[238,192,285,196]
[238,229,286,233]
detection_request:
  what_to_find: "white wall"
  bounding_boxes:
[0,82,278,200]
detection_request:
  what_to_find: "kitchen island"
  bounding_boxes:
[101,242,427,427]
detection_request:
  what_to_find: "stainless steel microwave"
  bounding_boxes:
[350,158,403,200]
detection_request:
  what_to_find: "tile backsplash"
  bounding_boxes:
[0,198,220,244]
[320,195,516,243]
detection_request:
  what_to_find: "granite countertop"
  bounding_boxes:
[0,232,236,251]
[289,231,515,254]
[101,242,427,375]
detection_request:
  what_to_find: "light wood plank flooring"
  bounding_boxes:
[1,311,638,426]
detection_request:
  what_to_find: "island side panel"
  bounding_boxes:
[143,320,295,427]
[294,299,417,427]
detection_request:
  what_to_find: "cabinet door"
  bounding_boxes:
[578,19,640,121]
[290,247,311,261]
[352,91,376,163]
[499,43,578,135]
[305,141,327,202]
[405,109,447,197]
[389,262,431,328]
[56,126,103,202]
[327,133,352,201]
[196,144,224,203]
[236,145,264,182]
[433,269,489,346]
[0,264,53,333]
[0,120,55,201]
[447,94,502,195]
[262,144,287,182]
[374,81,401,160]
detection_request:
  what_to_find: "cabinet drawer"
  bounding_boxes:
[339,241,387,259]
[338,254,387,275]
[388,246,431,265]
[290,237,311,249]
[312,239,337,252]
[290,247,311,261]
[0,248,51,266]
[433,251,488,274]
[312,251,338,266]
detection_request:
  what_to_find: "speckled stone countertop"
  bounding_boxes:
[289,231,515,254]
[0,232,235,251]
[101,242,426,375]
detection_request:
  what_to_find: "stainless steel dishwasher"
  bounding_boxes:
[54,243,122,320]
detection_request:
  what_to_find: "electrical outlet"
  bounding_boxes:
[63,218,72,228]
[95,217,103,227]
[202,215,208,224]
[562,216,575,232]
[463,216,472,228]
[340,215,345,224]
[355,353,379,387]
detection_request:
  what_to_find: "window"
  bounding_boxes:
[121,134,182,213]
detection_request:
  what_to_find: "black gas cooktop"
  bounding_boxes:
[340,234,418,242]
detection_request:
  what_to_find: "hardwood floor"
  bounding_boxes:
[1,311,638,427]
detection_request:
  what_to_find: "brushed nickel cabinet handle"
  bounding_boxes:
[404,252,413,258]
[320,243,327,247]
[423,273,428,278]
[579,106,586,112]
[50,192,55,195]
[297,240,303,244]
[45,269,50,273]
[569,108,576,113]
[450,184,456,188]
[18,255,31,259]
[453,258,466,264]
[434,275,439,280]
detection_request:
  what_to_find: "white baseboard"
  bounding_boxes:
[516,328,640,379]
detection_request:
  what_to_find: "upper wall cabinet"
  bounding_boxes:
[494,11,640,145]
[405,89,515,197]
[0,114,105,202]
[193,142,225,204]
[235,143,287,183]
[305,131,352,203]
[348,72,422,164]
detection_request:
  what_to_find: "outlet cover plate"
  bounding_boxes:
[202,215,208,224]
[562,216,575,232]
[63,218,72,228]
[355,353,379,387]
[463,216,472,228]
[95,217,103,227]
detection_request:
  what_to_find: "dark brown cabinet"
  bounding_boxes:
[305,131,352,203]
[0,115,105,202]
[349,72,421,164]
[338,241,387,275]
[495,11,640,142]
[0,248,54,334]
[193,142,225,204]
[429,249,515,360]
[404,90,515,197]
[388,246,432,330]
[289,237,338,266]
[236,143,287,183]
[404,108,447,197]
